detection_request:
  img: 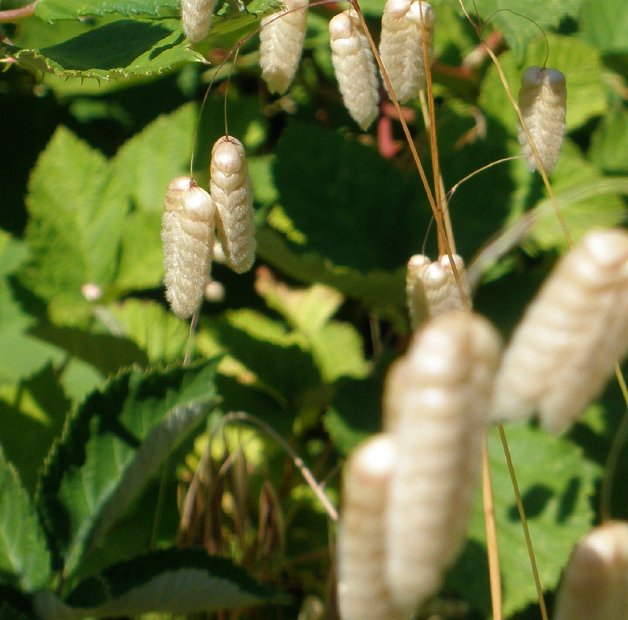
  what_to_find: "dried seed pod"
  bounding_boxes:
[379,0,435,103]
[554,521,628,620]
[210,136,256,274]
[337,434,405,620]
[406,254,470,328]
[329,9,379,130]
[383,312,501,614]
[492,228,628,433]
[259,0,309,94]
[162,177,215,319]
[518,66,566,174]
[181,0,217,43]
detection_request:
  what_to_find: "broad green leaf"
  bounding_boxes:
[324,355,396,455]
[33,549,277,619]
[14,19,205,81]
[197,310,322,410]
[36,360,218,578]
[0,365,71,493]
[579,0,628,55]
[589,109,628,175]
[0,234,28,280]
[254,268,344,334]
[21,127,129,325]
[257,226,407,314]
[0,451,51,592]
[253,269,368,381]
[479,34,607,134]
[525,141,627,251]
[104,299,190,362]
[449,422,599,616]
[0,279,65,385]
[471,0,584,60]
[112,211,164,292]
[36,0,180,21]
[272,122,426,272]
[112,104,197,213]
[309,323,369,383]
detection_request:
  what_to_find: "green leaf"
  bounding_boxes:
[589,109,628,175]
[197,310,322,410]
[0,364,71,493]
[449,422,599,616]
[33,549,278,618]
[254,269,344,334]
[36,0,180,21]
[112,103,197,213]
[525,141,627,251]
[471,0,584,60]
[0,450,51,592]
[272,122,426,272]
[579,0,628,55]
[103,300,190,363]
[257,226,407,314]
[14,19,204,82]
[21,127,129,324]
[254,270,368,382]
[36,360,218,578]
[479,34,607,134]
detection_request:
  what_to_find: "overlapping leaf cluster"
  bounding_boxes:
[0,0,626,617]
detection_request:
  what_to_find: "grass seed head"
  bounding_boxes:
[337,433,405,620]
[162,177,215,319]
[383,312,501,614]
[210,136,256,274]
[518,66,567,174]
[181,0,217,43]
[379,0,435,103]
[554,521,628,620]
[329,9,380,130]
[492,228,628,432]
[260,0,309,95]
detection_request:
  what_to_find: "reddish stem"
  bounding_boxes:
[0,1,38,23]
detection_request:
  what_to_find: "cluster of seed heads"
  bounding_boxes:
[339,312,502,618]
[181,0,218,43]
[162,136,255,319]
[339,229,627,618]
[406,253,470,328]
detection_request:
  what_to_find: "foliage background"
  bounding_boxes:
[0,0,626,617]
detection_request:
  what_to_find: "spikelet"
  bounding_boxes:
[337,434,405,620]
[554,521,628,620]
[210,136,256,274]
[518,66,566,174]
[181,0,217,43]
[259,0,309,94]
[329,9,379,130]
[492,228,628,433]
[406,254,430,329]
[379,0,435,103]
[406,253,470,328]
[383,312,501,614]
[162,177,215,319]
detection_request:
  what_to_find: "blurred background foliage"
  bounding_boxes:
[0,0,626,617]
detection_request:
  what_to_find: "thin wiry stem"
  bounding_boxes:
[498,424,549,620]
[0,0,37,23]
[482,437,503,620]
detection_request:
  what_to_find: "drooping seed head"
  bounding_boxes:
[518,65,567,174]
[492,228,628,432]
[181,0,217,43]
[554,521,628,620]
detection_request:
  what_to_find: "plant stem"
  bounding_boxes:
[0,1,37,23]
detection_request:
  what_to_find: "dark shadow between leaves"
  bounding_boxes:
[507,483,553,521]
